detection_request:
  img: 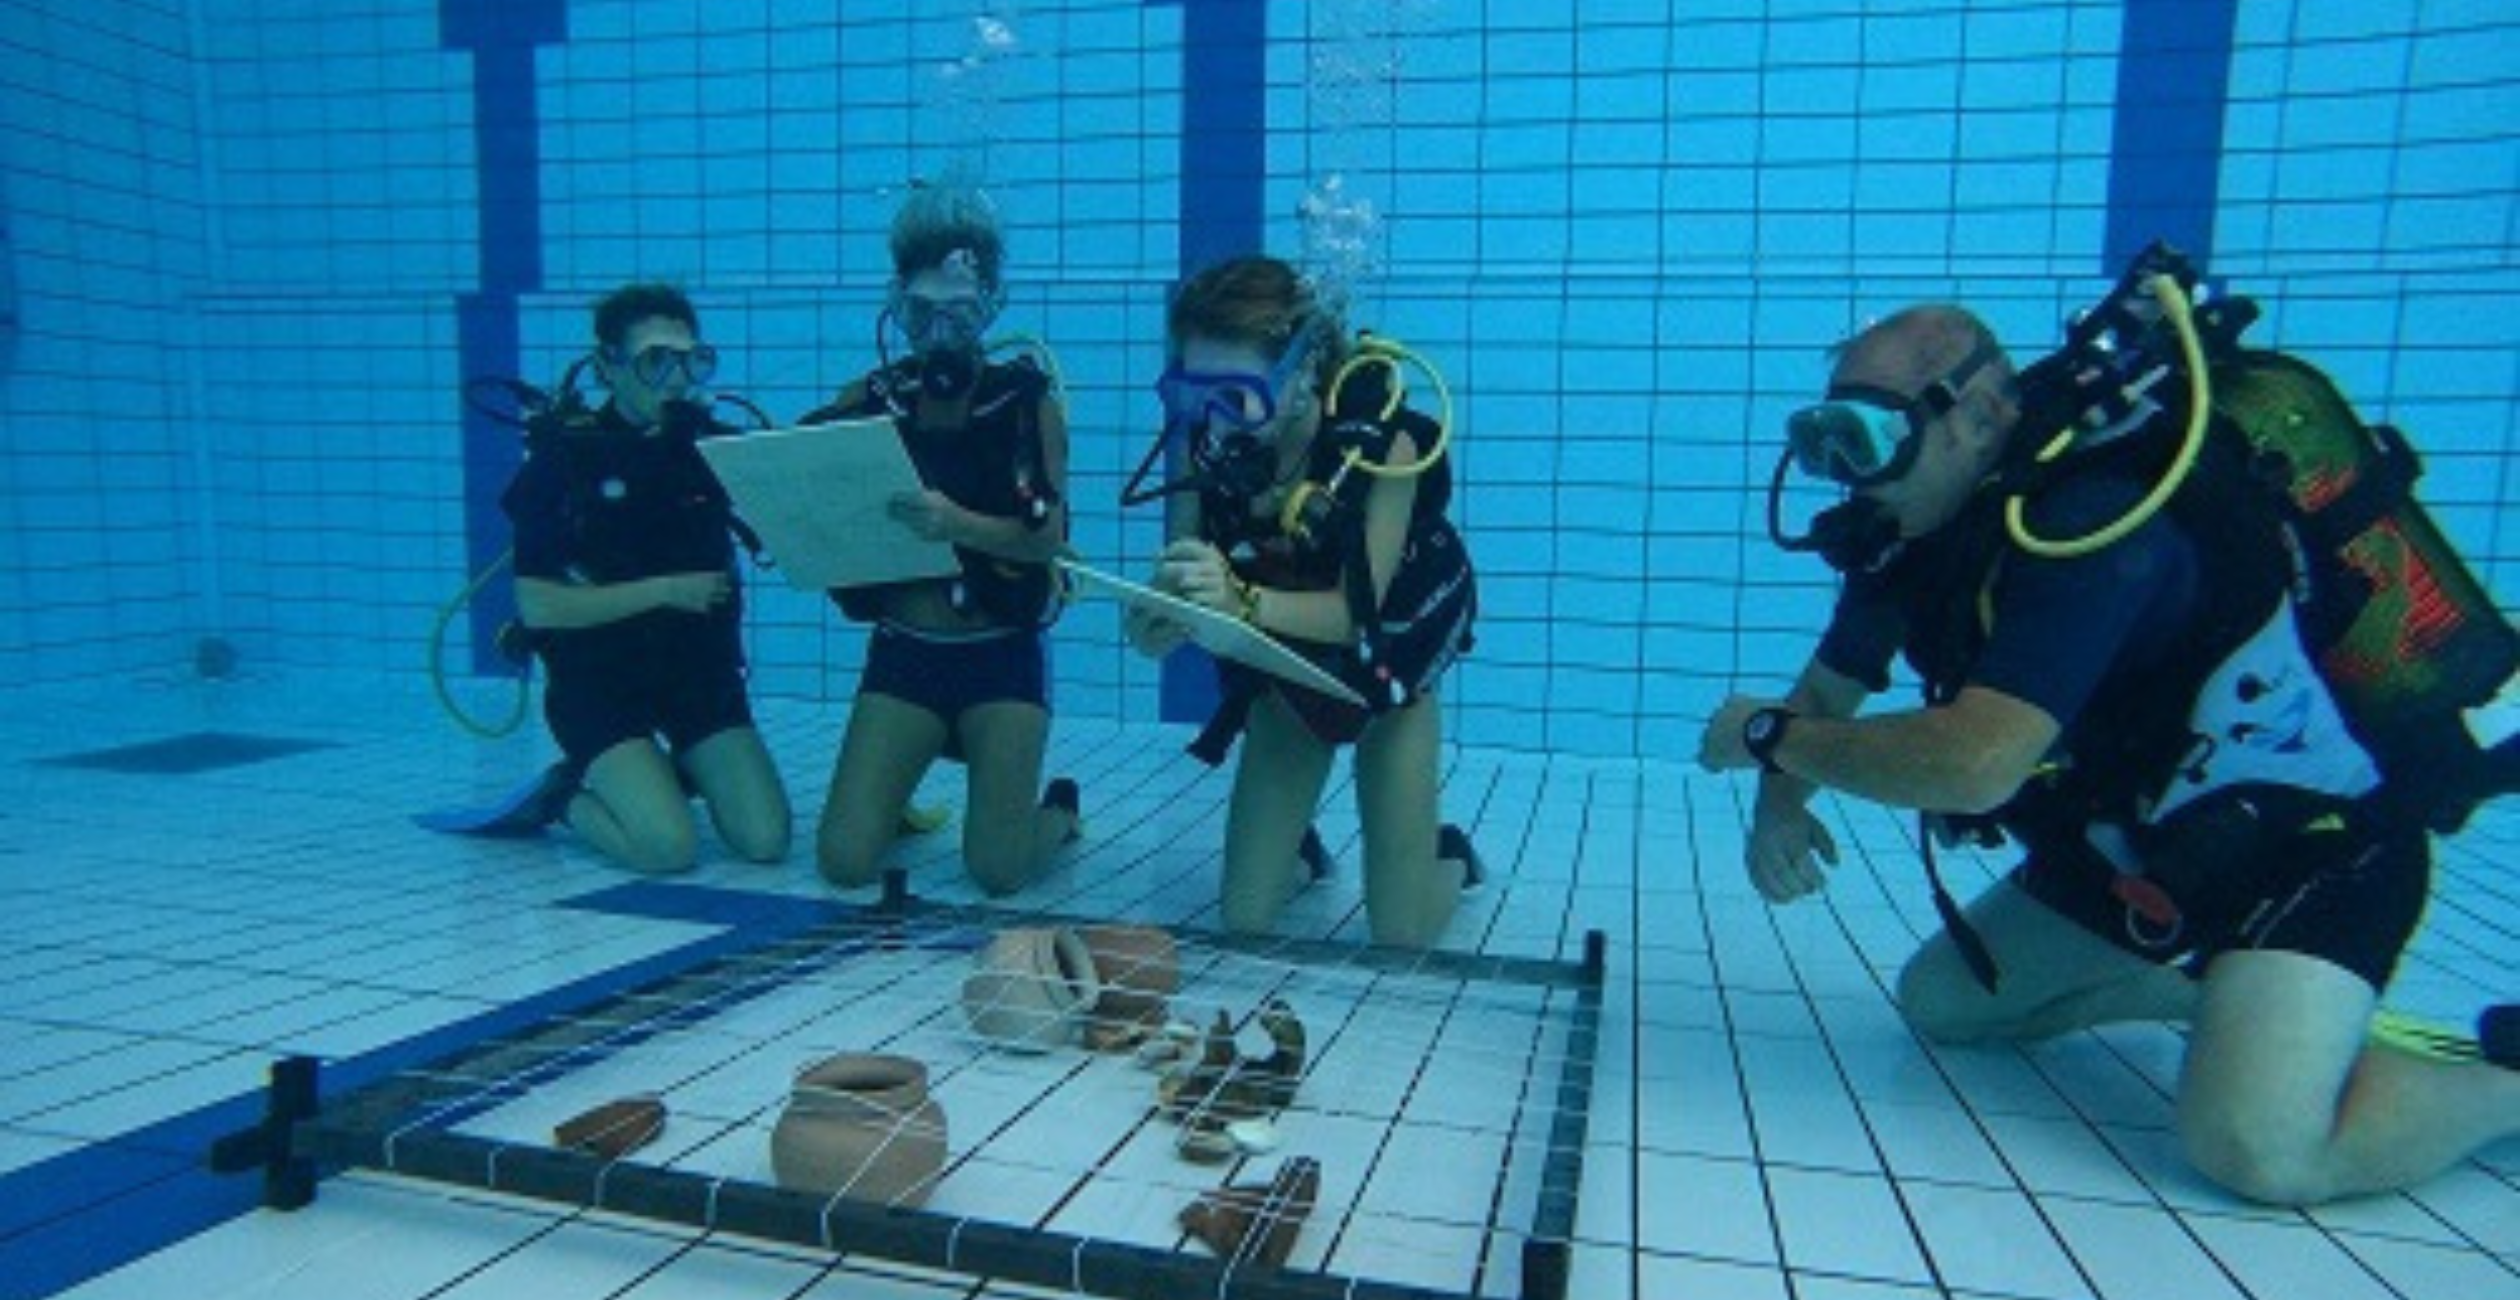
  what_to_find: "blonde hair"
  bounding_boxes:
[889,183,1005,288]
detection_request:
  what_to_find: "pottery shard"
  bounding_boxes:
[1180,1157,1322,1270]
[962,927,1101,1051]
[1158,999,1308,1158]
[1076,925,1179,1049]
[552,1096,666,1159]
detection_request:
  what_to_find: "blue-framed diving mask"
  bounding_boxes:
[1122,329,1316,507]
[1784,337,1999,487]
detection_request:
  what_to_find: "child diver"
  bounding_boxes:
[806,185,1080,897]
[500,284,793,873]
[1126,256,1481,946]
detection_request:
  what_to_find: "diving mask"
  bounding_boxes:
[1784,337,1999,487]
[1155,328,1315,439]
[894,291,996,354]
[618,342,719,390]
[1120,331,1316,508]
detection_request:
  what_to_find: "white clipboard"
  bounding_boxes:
[1057,558,1369,708]
[695,419,961,591]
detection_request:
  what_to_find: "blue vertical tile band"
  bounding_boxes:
[0,193,17,376]
[442,1,568,674]
[2105,0,2240,274]
[1151,0,1272,723]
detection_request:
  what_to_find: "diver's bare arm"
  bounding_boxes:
[1767,685,2058,814]
[1756,659,1871,814]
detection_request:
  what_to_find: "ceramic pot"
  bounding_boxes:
[769,1053,947,1206]
[1077,924,1179,1043]
[961,927,1102,1051]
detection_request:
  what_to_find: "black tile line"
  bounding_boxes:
[1705,784,1981,1300]
[1758,788,2238,1296]
[2027,1003,2503,1292]
[1675,761,1804,1287]
[1745,807,2104,1300]
[1779,822,2267,1300]
[1302,959,1486,1288]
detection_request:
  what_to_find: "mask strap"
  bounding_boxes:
[1913,338,2000,420]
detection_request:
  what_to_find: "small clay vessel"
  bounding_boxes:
[769,1053,948,1206]
[1181,1157,1322,1269]
[1076,925,1179,1048]
[962,927,1103,1052]
[553,1096,665,1159]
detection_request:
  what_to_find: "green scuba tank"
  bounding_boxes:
[2211,351,2515,723]
[2210,350,2516,831]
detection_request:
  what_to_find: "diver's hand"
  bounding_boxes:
[1124,605,1190,658]
[652,572,732,614]
[1698,694,1782,773]
[1746,796,1839,904]
[1155,540,1240,617]
[888,489,970,544]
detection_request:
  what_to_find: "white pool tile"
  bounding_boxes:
[1903,1180,2093,1299]
[3,678,2510,1300]
[1635,1149,1778,1267]
[1765,1165,1933,1286]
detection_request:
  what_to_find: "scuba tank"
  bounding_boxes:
[2206,338,2517,833]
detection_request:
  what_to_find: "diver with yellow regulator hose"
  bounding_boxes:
[1124,255,1482,947]
[417,285,795,871]
[1702,244,2517,1204]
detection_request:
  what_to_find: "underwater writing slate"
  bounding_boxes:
[696,418,961,591]
[1057,558,1368,707]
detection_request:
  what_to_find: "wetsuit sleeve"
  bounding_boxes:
[1814,575,1903,693]
[1966,480,2196,728]
[499,453,571,581]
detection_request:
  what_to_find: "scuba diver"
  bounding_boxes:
[1124,255,1480,947]
[1695,249,2517,1205]
[497,283,792,874]
[804,184,1079,897]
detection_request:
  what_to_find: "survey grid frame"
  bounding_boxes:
[210,874,1609,1300]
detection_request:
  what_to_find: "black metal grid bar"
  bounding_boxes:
[215,889,1608,1300]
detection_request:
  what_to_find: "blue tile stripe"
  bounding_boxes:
[1150,0,1273,724]
[443,2,569,674]
[2105,0,2240,274]
[0,882,842,1300]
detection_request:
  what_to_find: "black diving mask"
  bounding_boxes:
[895,290,995,354]
[617,342,719,390]
[879,288,999,402]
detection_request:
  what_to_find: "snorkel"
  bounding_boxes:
[1766,338,1999,574]
[1121,322,1320,508]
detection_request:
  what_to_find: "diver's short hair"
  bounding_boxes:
[889,184,1005,288]
[592,283,699,352]
[1845,304,2009,388]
